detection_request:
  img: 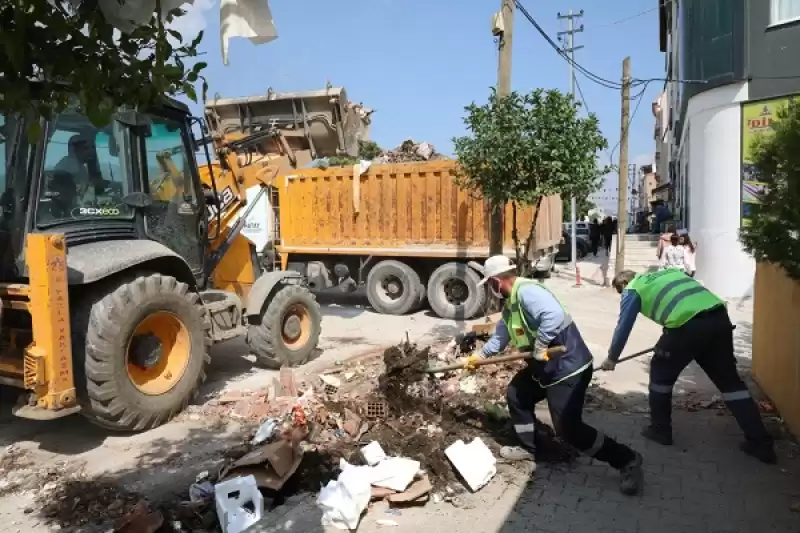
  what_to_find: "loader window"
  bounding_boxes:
[36,111,132,226]
[141,116,203,272]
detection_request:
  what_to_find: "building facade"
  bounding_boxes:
[659,0,800,298]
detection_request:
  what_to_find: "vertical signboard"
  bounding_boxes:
[741,97,791,227]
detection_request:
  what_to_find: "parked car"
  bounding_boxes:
[563,221,590,239]
[556,231,589,262]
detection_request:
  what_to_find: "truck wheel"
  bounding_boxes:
[427,262,486,319]
[247,284,322,369]
[74,274,210,432]
[365,260,422,315]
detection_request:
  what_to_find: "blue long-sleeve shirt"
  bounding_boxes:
[607,289,641,362]
[481,283,569,357]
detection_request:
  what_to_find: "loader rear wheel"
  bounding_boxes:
[74,274,210,432]
[247,284,322,369]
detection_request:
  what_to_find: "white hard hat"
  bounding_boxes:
[477,255,516,286]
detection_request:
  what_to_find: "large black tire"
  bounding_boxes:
[73,273,210,432]
[246,284,322,369]
[365,260,422,315]
[426,262,486,320]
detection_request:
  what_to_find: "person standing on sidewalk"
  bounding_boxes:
[601,269,776,464]
[678,233,697,277]
[464,256,644,495]
[589,219,601,256]
[601,216,615,255]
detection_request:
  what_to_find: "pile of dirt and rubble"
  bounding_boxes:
[372,139,449,164]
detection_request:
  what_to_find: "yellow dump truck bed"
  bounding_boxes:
[277,160,562,259]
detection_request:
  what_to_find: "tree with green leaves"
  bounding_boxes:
[1,0,207,133]
[563,195,598,222]
[453,88,610,271]
[739,99,800,280]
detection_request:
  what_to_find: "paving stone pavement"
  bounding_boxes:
[248,279,800,533]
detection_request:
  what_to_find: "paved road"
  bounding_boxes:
[2,278,798,533]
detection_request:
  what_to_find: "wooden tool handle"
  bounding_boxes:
[425,346,567,373]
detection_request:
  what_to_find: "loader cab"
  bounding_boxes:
[2,101,210,285]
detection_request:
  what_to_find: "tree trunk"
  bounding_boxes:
[521,196,543,277]
[512,202,521,273]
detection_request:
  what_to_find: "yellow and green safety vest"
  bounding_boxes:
[626,268,724,328]
[503,278,567,350]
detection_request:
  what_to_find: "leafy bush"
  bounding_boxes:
[739,99,800,280]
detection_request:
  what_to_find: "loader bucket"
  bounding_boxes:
[204,87,371,162]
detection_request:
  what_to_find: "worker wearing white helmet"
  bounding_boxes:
[465,255,644,495]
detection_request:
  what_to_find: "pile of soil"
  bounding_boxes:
[345,342,578,489]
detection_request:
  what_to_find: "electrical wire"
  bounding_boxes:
[514,0,624,90]
[595,6,659,29]
[574,74,590,113]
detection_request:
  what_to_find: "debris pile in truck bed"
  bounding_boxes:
[372,139,449,164]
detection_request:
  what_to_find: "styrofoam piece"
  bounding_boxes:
[360,441,387,466]
[214,475,264,533]
[444,438,497,492]
[369,457,420,492]
[317,463,373,530]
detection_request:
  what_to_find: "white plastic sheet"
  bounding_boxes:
[317,461,372,531]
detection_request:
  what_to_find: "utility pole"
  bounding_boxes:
[490,0,514,256]
[615,57,631,277]
[557,9,584,279]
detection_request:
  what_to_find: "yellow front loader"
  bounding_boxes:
[0,95,331,431]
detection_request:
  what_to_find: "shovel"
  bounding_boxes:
[594,346,655,372]
[423,346,567,374]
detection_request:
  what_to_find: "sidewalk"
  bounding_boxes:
[252,278,800,533]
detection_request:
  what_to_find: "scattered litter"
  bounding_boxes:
[214,475,264,533]
[361,441,388,466]
[251,418,280,445]
[376,518,400,527]
[189,481,215,503]
[317,461,373,530]
[459,374,479,394]
[321,374,343,395]
[387,474,432,504]
[445,438,497,492]
[370,457,421,492]
[220,440,304,491]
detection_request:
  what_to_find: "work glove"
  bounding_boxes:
[532,341,549,362]
[599,358,617,371]
[462,353,484,371]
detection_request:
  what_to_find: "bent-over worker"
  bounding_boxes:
[468,256,643,495]
[602,269,776,463]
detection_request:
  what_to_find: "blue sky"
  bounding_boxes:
[175,0,663,169]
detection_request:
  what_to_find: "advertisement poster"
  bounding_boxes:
[741,97,792,227]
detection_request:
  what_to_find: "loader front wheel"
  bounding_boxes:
[247,284,322,369]
[74,274,210,432]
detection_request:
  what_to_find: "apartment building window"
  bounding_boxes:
[771,0,800,25]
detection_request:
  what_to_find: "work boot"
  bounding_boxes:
[619,452,644,496]
[641,425,673,446]
[499,446,535,462]
[740,440,777,465]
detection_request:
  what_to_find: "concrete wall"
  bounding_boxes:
[681,81,754,298]
[746,0,800,101]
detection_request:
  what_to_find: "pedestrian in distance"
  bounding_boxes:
[602,216,615,256]
[678,233,697,278]
[601,269,776,464]
[589,219,601,257]
[659,234,687,272]
[463,255,644,495]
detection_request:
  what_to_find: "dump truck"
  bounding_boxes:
[200,89,563,321]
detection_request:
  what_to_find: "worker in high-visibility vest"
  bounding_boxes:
[465,255,644,495]
[602,269,776,464]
